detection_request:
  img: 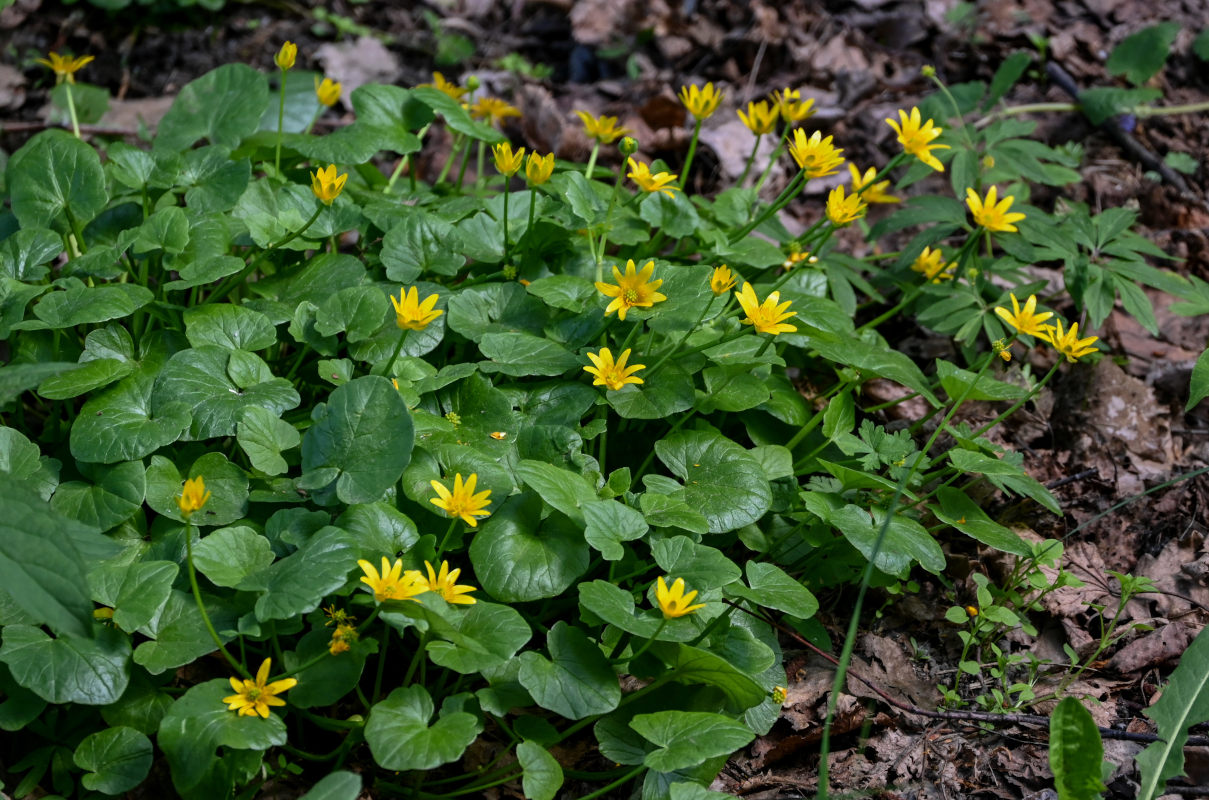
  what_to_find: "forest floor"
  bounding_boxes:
[7,0,1209,797]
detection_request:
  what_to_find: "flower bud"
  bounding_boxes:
[619,136,638,156]
[275,41,297,71]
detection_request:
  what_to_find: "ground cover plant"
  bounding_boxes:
[2,27,1207,800]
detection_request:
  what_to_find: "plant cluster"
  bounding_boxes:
[0,37,1203,800]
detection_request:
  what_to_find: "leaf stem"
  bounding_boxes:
[184,519,249,678]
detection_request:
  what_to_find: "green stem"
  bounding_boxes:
[385,155,410,194]
[434,518,459,562]
[275,68,287,174]
[372,625,390,702]
[436,133,466,186]
[736,133,763,187]
[615,618,667,664]
[206,205,324,304]
[594,164,628,274]
[523,188,538,266]
[184,519,249,678]
[382,329,409,378]
[679,118,703,188]
[584,142,600,178]
[971,361,1061,439]
[64,81,82,139]
[730,170,805,243]
[403,629,427,686]
[645,295,716,377]
[575,766,645,800]
[501,187,510,265]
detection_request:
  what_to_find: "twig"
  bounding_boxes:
[1045,467,1099,490]
[725,600,1209,747]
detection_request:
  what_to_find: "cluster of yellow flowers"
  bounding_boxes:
[492,142,555,185]
[357,557,479,605]
[995,293,1100,362]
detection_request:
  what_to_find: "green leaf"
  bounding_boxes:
[936,359,1027,402]
[640,190,700,238]
[728,562,818,619]
[0,663,45,731]
[826,502,945,577]
[301,376,415,504]
[582,499,648,560]
[132,205,190,255]
[38,358,135,400]
[0,624,131,704]
[297,772,362,800]
[947,449,1060,514]
[365,684,481,771]
[50,459,145,532]
[518,622,621,719]
[1078,87,1161,126]
[179,146,252,213]
[577,580,666,640]
[284,629,376,709]
[246,527,357,621]
[652,536,741,588]
[606,364,696,420]
[0,425,58,500]
[809,334,940,407]
[336,502,420,559]
[651,641,766,710]
[1107,22,1179,85]
[145,452,249,527]
[516,459,598,523]
[983,51,1031,110]
[479,332,580,377]
[411,86,505,143]
[133,590,237,675]
[21,284,153,330]
[655,430,771,533]
[89,560,178,632]
[470,493,590,602]
[1136,625,1209,800]
[700,365,770,412]
[8,130,108,230]
[381,211,466,281]
[0,362,80,407]
[1049,697,1107,800]
[0,482,108,637]
[156,64,270,151]
[158,679,286,795]
[517,741,564,800]
[151,346,299,441]
[1187,347,1209,411]
[184,304,278,352]
[74,727,153,795]
[0,227,62,280]
[236,406,301,476]
[71,355,192,464]
[193,526,275,589]
[315,285,389,343]
[424,600,532,674]
[630,711,755,772]
[932,487,1032,556]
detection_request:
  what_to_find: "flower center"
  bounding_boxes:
[623,288,639,304]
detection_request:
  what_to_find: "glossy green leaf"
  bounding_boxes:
[74,726,153,795]
[0,426,58,500]
[727,562,818,619]
[517,741,564,800]
[1136,625,1209,800]
[582,498,648,560]
[1187,347,1209,411]
[932,487,1032,556]
[298,772,363,800]
[158,679,286,795]
[516,459,597,523]
[8,130,107,230]
[50,459,144,532]
[285,628,376,709]
[245,527,357,621]
[184,304,278,351]
[365,684,481,771]
[0,663,46,731]
[301,376,415,504]
[814,499,946,577]
[470,493,590,602]
[421,599,532,675]
[145,452,249,527]
[518,622,621,719]
[936,359,1026,402]
[315,285,389,343]
[236,406,300,476]
[133,590,237,675]
[336,502,420,559]
[156,64,270,151]
[652,536,742,588]
[479,332,580,377]
[179,145,251,213]
[70,355,192,464]
[1050,697,1107,800]
[630,710,754,772]
[193,526,275,589]
[382,211,466,281]
[21,284,153,330]
[655,430,771,533]
[89,560,178,632]
[0,624,131,704]
[0,227,62,280]
[947,448,1060,514]
[411,86,505,142]
[651,641,766,711]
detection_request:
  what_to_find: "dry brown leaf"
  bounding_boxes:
[1108,622,1195,672]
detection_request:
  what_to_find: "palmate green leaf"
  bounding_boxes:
[236,406,301,476]
[727,562,819,619]
[1135,625,1209,800]
[89,560,178,633]
[470,492,590,602]
[297,772,362,800]
[0,482,113,638]
[301,376,415,504]
[650,641,766,711]
[479,332,580,377]
[17,284,153,330]
[155,64,270,152]
[630,710,755,772]
[192,526,275,589]
[8,130,108,230]
[151,346,299,441]
[184,304,278,352]
[158,679,286,795]
[285,629,377,709]
[74,726,153,795]
[0,624,131,705]
[244,527,357,621]
[655,430,771,533]
[50,459,145,532]
[1050,697,1107,800]
[381,210,466,281]
[518,622,621,719]
[517,741,564,800]
[365,684,481,771]
[145,452,249,527]
[582,498,648,560]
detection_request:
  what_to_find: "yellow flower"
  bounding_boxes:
[36,52,94,85]
[911,246,956,283]
[470,96,521,127]
[584,347,646,391]
[390,286,443,331]
[788,129,844,179]
[710,265,737,295]
[315,76,342,107]
[655,576,707,618]
[848,164,898,204]
[1043,319,1099,362]
[493,142,525,177]
[595,259,667,321]
[310,164,347,205]
[430,472,492,527]
[679,83,723,119]
[782,251,817,270]
[525,151,555,185]
[222,658,297,719]
[274,41,297,71]
[738,100,779,135]
[421,71,467,100]
[177,476,211,518]
[994,293,1053,338]
[357,557,427,603]
[773,88,815,123]
[825,185,866,227]
[966,186,1026,233]
[735,282,797,336]
[420,561,478,605]
[885,107,948,172]
[329,624,358,655]
[576,110,629,144]
[627,158,678,198]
